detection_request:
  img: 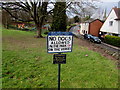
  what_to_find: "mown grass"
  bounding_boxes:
[0,26,2,88]
[2,29,118,88]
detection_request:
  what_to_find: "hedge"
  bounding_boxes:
[104,35,120,47]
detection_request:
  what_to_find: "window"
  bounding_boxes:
[109,21,113,26]
[82,30,85,34]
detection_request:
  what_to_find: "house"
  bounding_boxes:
[100,8,120,37]
[89,19,104,37]
[0,10,1,25]
[79,19,104,37]
[79,19,93,35]
[80,22,89,35]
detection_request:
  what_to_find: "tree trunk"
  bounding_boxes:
[35,24,43,38]
[35,17,45,38]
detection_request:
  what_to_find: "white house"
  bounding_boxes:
[0,10,2,25]
[80,22,89,35]
[100,8,120,37]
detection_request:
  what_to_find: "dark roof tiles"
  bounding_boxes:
[113,8,120,20]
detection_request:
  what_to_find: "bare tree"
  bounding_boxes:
[1,0,49,38]
[1,0,99,38]
[67,0,98,21]
[2,10,12,29]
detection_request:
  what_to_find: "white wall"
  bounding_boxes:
[80,23,89,35]
[118,21,120,34]
[0,10,2,25]
[100,9,119,34]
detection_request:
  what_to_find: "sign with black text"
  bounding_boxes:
[53,54,66,64]
[47,32,73,53]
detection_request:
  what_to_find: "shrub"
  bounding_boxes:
[8,25,18,30]
[44,31,49,35]
[104,35,120,47]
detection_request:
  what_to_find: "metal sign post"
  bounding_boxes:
[47,32,73,89]
[53,53,66,90]
[58,63,61,90]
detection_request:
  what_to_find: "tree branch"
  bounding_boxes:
[2,6,33,22]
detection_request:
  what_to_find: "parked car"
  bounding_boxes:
[90,36,101,44]
[84,34,92,39]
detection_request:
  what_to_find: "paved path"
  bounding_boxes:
[69,25,80,36]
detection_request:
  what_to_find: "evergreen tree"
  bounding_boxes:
[51,2,67,32]
[74,16,80,23]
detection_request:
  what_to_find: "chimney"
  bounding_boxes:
[114,6,117,8]
[118,1,120,8]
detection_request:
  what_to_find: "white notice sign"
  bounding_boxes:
[47,32,73,53]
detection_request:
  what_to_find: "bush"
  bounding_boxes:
[8,25,18,30]
[22,28,29,31]
[104,35,120,47]
[44,31,49,35]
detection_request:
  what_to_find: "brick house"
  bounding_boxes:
[79,19,104,37]
[89,19,104,37]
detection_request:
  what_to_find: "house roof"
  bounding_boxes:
[89,19,104,23]
[81,19,104,24]
[80,18,94,23]
[113,8,120,20]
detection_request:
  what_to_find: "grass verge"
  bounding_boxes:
[2,29,118,88]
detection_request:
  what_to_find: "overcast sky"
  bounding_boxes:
[100,0,120,2]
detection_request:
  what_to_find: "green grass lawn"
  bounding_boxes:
[2,29,118,88]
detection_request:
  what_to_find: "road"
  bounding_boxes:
[70,25,120,60]
[69,25,80,36]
